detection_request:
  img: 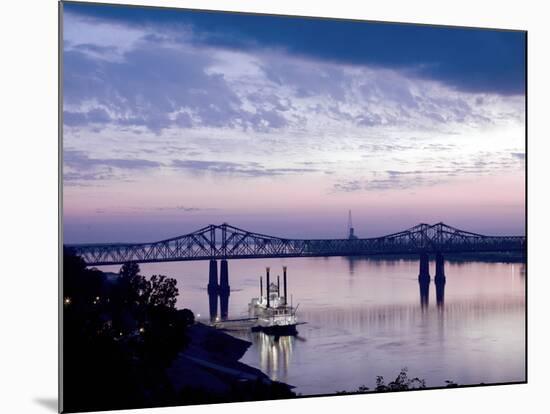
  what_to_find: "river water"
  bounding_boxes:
[102,257,525,396]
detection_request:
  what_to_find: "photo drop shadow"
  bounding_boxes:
[33,397,58,412]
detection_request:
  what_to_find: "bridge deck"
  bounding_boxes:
[65,222,525,266]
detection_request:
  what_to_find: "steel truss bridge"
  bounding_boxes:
[66,222,525,266]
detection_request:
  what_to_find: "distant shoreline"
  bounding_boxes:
[97,252,525,277]
[344,252,526,264]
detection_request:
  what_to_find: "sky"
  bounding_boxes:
[62,2,526,243]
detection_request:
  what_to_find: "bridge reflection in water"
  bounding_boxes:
[234,283,523,387]
[206,253,451,321]
[419,277,446,310]
[199,257,524,389]
[213,261,450,379]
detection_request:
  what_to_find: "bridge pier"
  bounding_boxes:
[219,259,230,320]
[208,259,219,294]
[418,252,431,283]
[434,253,446,308]
[219,259,230,294]
[208,259,218,322]
[435,252,446,283]
[418,253,430,309]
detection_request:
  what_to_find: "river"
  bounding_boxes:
[102,256,525,396]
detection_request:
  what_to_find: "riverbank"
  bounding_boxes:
[166,323,295,404]
[63,251,295,412]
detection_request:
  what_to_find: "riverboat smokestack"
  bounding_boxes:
[283,266,287,305]
[266,267,270,308]
[277,275,280,296]
[260,275,263,298]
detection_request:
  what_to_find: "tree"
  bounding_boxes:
[62,250,190,412]
[375,368,426,392]
[116,262,149,308]
[146,275,179,308]
[179,308,195,325]
[117,264,179,308]
[120,262,140,279]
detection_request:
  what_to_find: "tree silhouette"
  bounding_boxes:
[63,251,191,412]
[147,275,179,307]
[63,251,293,411]
[120,262,140,279]
[375,368,426,391]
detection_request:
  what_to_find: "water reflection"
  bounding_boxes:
[127,257,525,394]
[297,298,524,331]
[255,333,295,382]
[347,256,357,274]
[238,295,524,389]
[435,277,446,309]
[418,277,446,310]
[419,278,430,309]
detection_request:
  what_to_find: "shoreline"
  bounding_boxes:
[166,323,295,402]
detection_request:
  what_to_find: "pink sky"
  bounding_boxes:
[62,8,525,243]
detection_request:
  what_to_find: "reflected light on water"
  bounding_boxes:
[256,333,294,382]
[103,257,525,395]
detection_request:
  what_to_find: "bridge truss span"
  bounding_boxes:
[66,222,525,266]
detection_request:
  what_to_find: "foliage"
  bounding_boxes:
[336,367,451,395]
[62,249,192,412]
[62,250,293,411]
[375,368,426,392]
[117,262,179,308]
[148,275,179,307]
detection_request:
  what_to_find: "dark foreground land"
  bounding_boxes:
[62,250,294,413]
[62,249,512,412]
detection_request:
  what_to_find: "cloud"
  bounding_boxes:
[62,10,525,137]
[63,10,146,60]
[63,150,162,185]
[63,42,293,133]
[164,206,202,212]
[333,151,525,193]
[64,108,112,126]
[511,152,525,160]
[334,174,444,192]
[64,150,161,170]
[131,205,212,212]
[171,159,318,177]
[333,180,363,192]
[64,45,242,133]
[64,3,525,95]
[63,171,117,186]
[61,8,525,201]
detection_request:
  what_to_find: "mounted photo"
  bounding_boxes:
[60,1,526,412]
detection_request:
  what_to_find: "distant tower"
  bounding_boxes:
[348,210,358,240]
